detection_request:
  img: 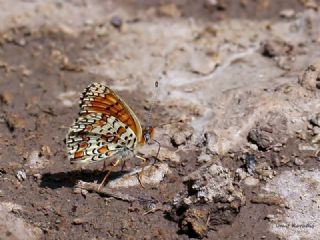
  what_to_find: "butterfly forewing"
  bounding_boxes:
[79,83,143,141]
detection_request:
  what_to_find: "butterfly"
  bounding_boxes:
[66,82,155,174]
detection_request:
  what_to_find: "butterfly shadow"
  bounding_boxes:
[40,169,130,189]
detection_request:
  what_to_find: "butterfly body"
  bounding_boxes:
[66,83,152,166]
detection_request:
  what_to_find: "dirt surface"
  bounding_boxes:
[0,0,320,240]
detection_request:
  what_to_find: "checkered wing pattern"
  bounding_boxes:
[66,83,142,165]
[80,83,143,141]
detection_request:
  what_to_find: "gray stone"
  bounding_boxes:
[184,164,245,205]
[298,62,320,90]
[107,163,171,188]
[244,176,259,186]
[16,170,26,182]
[294,158,304,166]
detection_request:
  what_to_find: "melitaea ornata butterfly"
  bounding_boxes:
[66,82,155,170]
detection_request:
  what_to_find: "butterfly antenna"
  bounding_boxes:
[145,74,164,158]
[146,77,161,129]
[146,58,168,127]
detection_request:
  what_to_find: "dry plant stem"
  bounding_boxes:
[76,180,137,202]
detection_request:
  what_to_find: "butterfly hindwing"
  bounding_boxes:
[66,112,138,164]
[67,133,119,164]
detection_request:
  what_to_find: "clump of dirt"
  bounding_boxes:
[169,163,245,238]
[298,61,320,90]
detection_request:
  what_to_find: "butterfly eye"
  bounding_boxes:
[143,127,154,144]
[144,132,151,143]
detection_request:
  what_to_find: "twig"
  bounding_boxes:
[75,180,137,202]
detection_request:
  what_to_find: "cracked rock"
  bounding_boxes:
[248,112,288,150]
[298,61,320,90]
[262,39,293,58]
[248,128,274,150]
[171,124,194,147]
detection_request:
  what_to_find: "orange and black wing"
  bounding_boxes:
[79,82,143,141]
[66,113,137,165]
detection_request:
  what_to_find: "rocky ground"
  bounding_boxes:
[0,0,320,239]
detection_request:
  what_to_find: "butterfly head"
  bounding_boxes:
[142,126,161,158]
[141,126,154,145]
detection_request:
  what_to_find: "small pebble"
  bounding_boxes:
[40,145,52,158]
[16,170,27,181]
[110,16,122,29]
[81,189,88,197]
[266,214,275,220]
[294,158,304,166]
[72,218,87,225]
[245,155,256,175]
[33,173,42,181]
[313,126,320,134]
[0,91,13,105]
[21,68,31,77]
[272,157,281,167]
[244,176,259,186]
[296,131,307,140]
[310,113,320,127]
[279,9,295,18]
[172,131,187,146]
[16,39,26,46]
[312,134,320,143]
[205,0,218,7]
[84,19,94,26]
[73,187,82,194]
[235,168,247,181]
[183,197,193,206]
[257,169,274,178]
[158,3,181,18]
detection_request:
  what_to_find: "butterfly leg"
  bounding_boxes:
[98,159,121,190]
[102,159,107,171]
[136,155,147,188]
[121,160,127,171]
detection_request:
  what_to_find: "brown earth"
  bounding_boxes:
[0,1,320,240]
